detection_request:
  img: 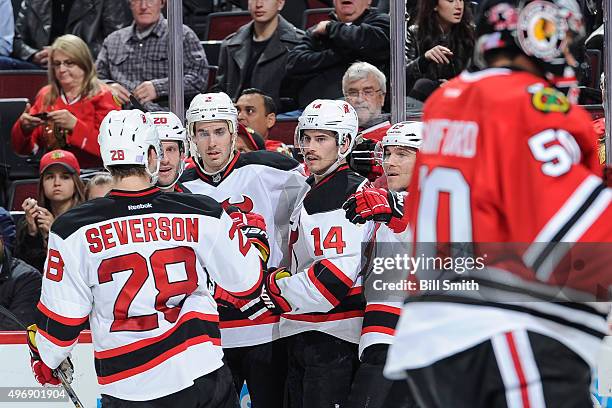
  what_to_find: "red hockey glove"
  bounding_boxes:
[259,267,292,315]
[27,324,74,386]
[348,138,384,182]
[226,206,270,263]
[343,188,407,233]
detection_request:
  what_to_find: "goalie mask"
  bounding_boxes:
[295,99,358,177]
[98,109,163,185]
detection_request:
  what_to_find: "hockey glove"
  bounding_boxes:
[259,267,292,315]
[343,188,407,233]
[226,206,270,264]
[348,138,384,182]
[27,324,73,386]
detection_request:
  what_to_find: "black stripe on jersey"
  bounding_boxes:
[299,291,365,318]
[179,151,299,186]
[304,167,366,214]
[236,150,299,171]
[174,182,191,193]
[362,310,400,332]
[94,318,221,378]
[35,310,88,343]
[406,295,607,339]
[51,190,223,239]
[308,261,354,307]
[532,183,606,274]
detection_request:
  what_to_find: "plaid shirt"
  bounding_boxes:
[96,17,208,111]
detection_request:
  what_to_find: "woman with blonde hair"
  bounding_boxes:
[15,150,86,272]
[11,34,120,168]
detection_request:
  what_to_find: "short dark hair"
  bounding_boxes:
[107,165,148,180]
[240,88,277,115]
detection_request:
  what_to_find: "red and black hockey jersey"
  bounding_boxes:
[181,150,307,347]
[35,187,265,400]
[278,165,375,344]
[386,68,612,377]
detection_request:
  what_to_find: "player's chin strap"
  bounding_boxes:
[0,305,84,408]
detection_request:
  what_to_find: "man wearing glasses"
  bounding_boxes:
[96,0,208,111]
[342,62,390,141]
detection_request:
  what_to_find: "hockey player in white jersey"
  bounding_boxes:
[149,111,190,193]
[254,99,374,408]
[27,109,269,407]
[180,92,307,408]
[344,121,423,408]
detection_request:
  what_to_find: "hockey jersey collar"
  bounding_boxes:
[108,186,161,198]
[194,152,241,186]
[307,164,350,189]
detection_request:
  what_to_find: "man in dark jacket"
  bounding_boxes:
[11,0,131,67]
[286,0,390,109]
[0,217,41,331]
[213,0,303,111]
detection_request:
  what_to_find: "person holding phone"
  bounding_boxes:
[11,34,120,168]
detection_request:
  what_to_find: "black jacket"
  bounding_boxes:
[405,25,472,91]
[0,249,42,330]
[12,0,131,61]
[14,219,46,274]
[213,16,304,108]
[286,8,390,108]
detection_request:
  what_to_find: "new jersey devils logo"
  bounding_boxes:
[221,195,254,213]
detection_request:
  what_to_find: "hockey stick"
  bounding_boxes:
[0,304,85,408]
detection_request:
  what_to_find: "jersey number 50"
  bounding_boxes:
[98,247,198,332]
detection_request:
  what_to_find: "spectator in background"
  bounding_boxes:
[15,150,85,272]
[213,0,303,112]
[10,0,130,68]
[0,207,16,252]
[235,88,293,155]
[0,0,14,58]
[85,173,113,200]
[235,122,266,153]
[342,62,390,140]
[405,0,474,93]
[11,35,120,168]
[0,236,42,331]
[286,0,390,109]
[96,0,208,112]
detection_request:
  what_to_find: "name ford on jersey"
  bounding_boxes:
[420,119,478,158]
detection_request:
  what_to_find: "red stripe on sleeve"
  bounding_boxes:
[37,302,88,326]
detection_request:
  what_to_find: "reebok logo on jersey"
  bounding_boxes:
[127,203,153,210]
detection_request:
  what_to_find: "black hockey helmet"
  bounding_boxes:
[474,0,586,79]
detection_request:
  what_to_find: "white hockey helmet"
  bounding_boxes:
[296,99,358,175]
[375,121,423,165]
[185,92,238,137]
[98,109,162,184]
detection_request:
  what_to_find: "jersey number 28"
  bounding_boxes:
[98,247,198,332]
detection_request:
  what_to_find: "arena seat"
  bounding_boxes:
[307,0,331,8]
[7,178,39,211]
[207,65,218,92]
[203,11,251,41]
[0,98,40,182]
[269,118,298,146]
[0,70,47,102]
[201,40,222,66]
[302,8,333,29]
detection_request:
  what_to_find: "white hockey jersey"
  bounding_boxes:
[278,165,374,344]
[35,187,265,401]
[181,150,307,347]
[358,221,408,359]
